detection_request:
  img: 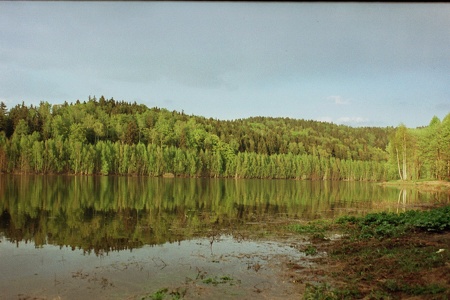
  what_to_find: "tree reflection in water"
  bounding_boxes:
[0,175,444,253]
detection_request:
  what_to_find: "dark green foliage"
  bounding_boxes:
[202,275,237,286]
[125,119,139,145]
[304,245,318,256]
[141,288,186,300]
[383,280,446,296]
[404,206,450,232]
[304,283,361,300]
[337,206,450,239]
[0,96,446,179]
[150,288,168,300]
[327,206,450,299]
[0,102,7,132]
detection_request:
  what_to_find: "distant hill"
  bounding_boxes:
[1,96,448,181]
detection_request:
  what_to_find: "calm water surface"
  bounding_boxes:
[0,175,447,299]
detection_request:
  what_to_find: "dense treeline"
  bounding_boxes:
[0,96,447,180]
[387,116,450,181]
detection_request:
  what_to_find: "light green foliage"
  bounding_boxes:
[0,132,7,171]
[386,113,450,181]
[100,141,113,175]
[51,114,70,139]
[440,114,450,179]
[1,96,447,179]
[13,119,29,138]
[32,140,44,173]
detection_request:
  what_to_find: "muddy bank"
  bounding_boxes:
[284,205,450,299]
[289,231,450,299]
[2,218,449,299]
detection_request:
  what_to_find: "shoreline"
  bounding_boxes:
[379,180,450,192]
[283,205,450,298]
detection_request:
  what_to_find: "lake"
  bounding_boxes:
[0,175,447,299]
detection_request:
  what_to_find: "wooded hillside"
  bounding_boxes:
[0,96,448,181]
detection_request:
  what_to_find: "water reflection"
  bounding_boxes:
[0,175,446,252]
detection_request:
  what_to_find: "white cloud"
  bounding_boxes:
[327,95,350,105]
[337,116,369,124]
[315,116,369,125]
[316,116,334,123]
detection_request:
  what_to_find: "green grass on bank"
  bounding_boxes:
[289,205,450,240]
[289,206,450,300]
[337,205,450,239]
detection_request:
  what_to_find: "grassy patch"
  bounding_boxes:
[382,280,446,296]
[303,283,361,300]
[140,275,239,299]
[202,275,239,286]
[304,245,318,256]
[141,288,186,300]
[303,283,337,300]
[287,219,332,240]
[291,206,450,300]
[337,205,450,239]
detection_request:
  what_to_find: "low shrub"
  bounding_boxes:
[337,205,450,239]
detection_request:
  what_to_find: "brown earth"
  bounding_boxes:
[282,229,450,299]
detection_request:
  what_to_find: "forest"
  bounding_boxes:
[0,96,449,181]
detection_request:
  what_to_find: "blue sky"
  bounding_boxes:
[1,2,449,128]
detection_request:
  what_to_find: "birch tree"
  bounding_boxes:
[389,124,413,181]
